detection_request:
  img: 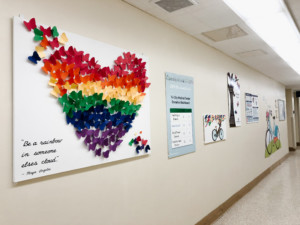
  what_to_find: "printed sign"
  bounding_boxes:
[166,72,195,158]
[245,93,259,123]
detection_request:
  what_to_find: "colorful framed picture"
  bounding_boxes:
[278,99,285,121]
[203,114,227,144]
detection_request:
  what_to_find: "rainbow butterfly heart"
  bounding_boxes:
[24,18,150,159]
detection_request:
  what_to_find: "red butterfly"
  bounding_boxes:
[74,48,83,56]
[82,53,90,62]
[23,18,36,31]
[67,46,75,56]
[141,139,148,146]
[49,38,59,49]
[80,64,88,75]
[74,55,82,66]
[89,57,98,68]
[123,52,134,64]
[66,55,74,64]
[53,50,62,61]
[49,55,57,65]
[115,56,124,65]
[40,25,52,37]
[58,46,67,57]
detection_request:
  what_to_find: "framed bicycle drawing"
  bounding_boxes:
[203,114,227,144]
[265,110,281,157]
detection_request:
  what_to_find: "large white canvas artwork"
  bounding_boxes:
[13,16,151,182]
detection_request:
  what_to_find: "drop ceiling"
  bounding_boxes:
[124,0,300,90]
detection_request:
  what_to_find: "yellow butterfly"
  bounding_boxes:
[51,86,60,98]
[48,77,57,87]
[58,32,68,45]
[35,46,45,58]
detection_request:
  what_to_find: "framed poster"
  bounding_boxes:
[265,110,281,157]
[165,72,195,158]
[245,93,259,123]
[227,72,241,127]
[278,99,285,121]
[13,16,151,182]
[203,115,226,144]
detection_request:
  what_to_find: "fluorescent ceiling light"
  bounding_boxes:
[223,0,300,75]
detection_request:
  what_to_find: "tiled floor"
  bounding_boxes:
[213,151,300,225]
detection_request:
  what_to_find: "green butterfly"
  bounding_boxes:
[34,28,44,41]
[52,26,59,38]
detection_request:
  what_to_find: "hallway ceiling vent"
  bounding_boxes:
[155,0,199,13]
[202,24,248,42]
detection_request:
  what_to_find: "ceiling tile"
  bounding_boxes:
[202,25,247,42]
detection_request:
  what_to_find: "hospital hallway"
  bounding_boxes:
[213,150,300,225]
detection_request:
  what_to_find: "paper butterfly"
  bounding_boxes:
[40,25,52,37]
[40,35,50,49]
[23,18,36,31]
[49,38,59,49]
[35,46,45,58]
[28,51,41,64]
[34,28,43,41]
[58,33,68,45]
[51,26,59,38]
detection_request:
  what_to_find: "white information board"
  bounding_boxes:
[165,72,195,158]
[13,16,151,182]
[245,93,259,123]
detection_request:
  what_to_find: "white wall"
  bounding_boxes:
[0,0,289,224]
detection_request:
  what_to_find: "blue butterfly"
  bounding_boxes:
[136,145,142,154]
[28,51,41,64]
[145,145,151,153]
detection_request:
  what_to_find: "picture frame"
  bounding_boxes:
[278,99,285,121]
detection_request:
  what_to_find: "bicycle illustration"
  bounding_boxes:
[265,110,280,155]
[212,118,224,141]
